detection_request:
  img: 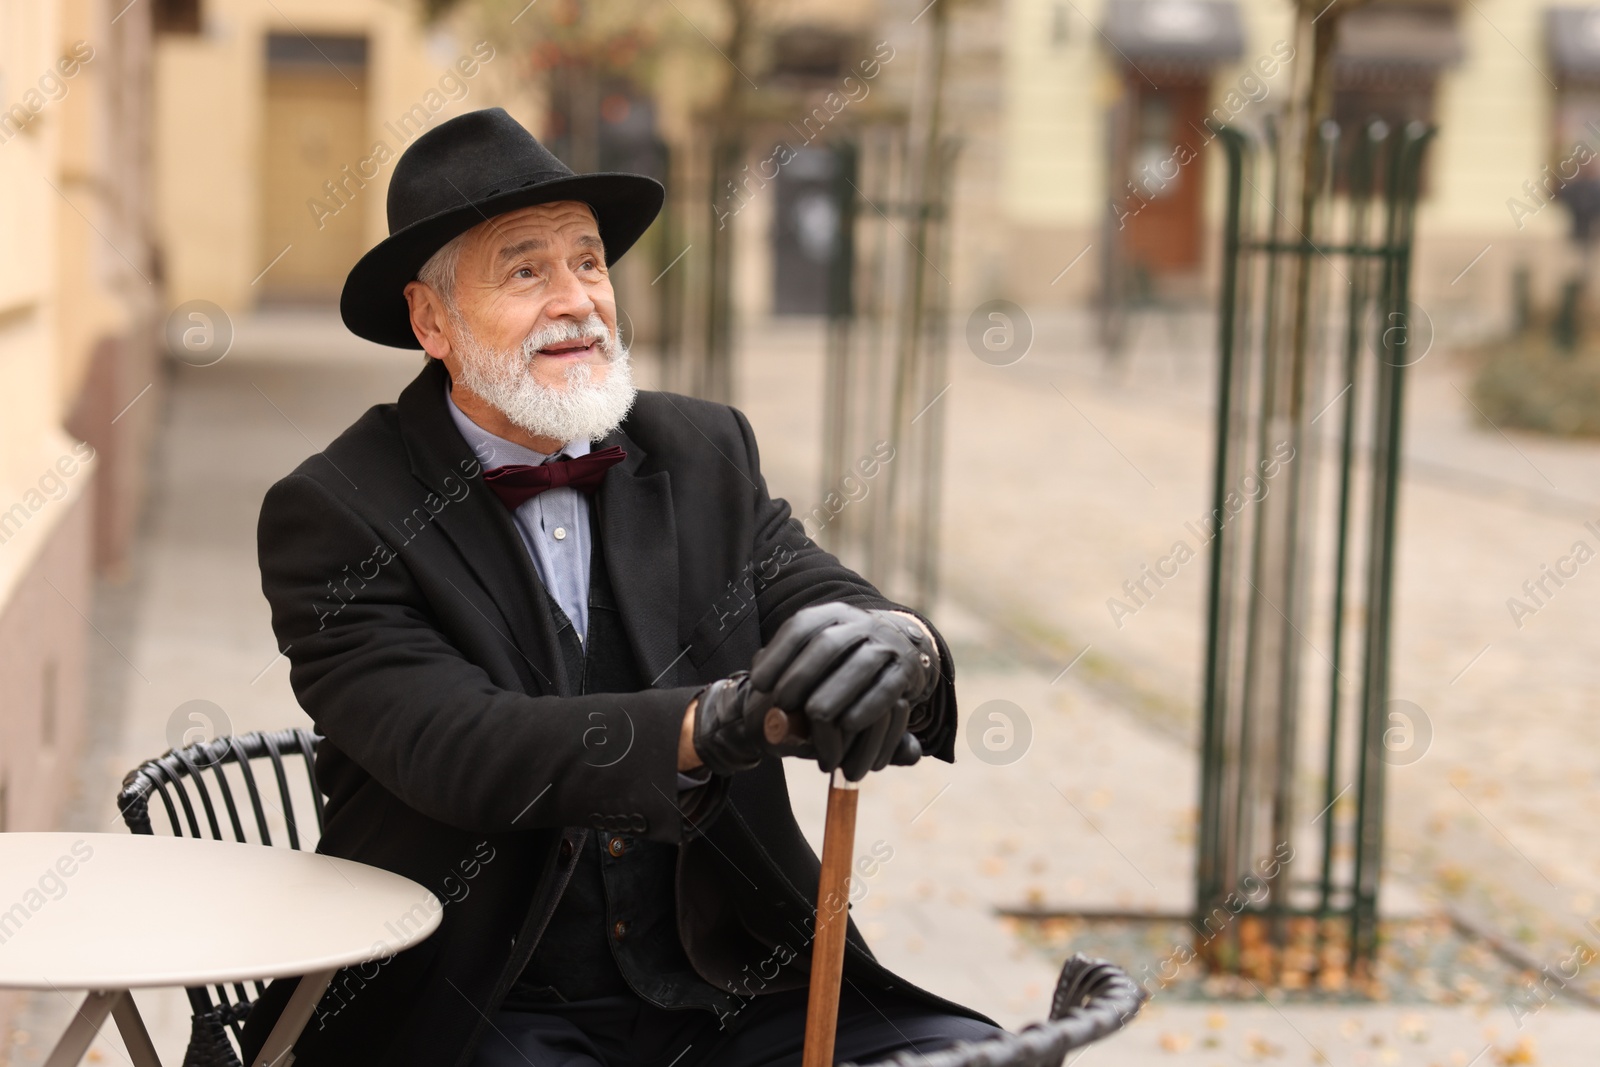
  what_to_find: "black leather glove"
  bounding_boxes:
[691,670,810,777]
[749,603,938,781]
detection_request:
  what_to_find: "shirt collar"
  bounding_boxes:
[444,379,592,469]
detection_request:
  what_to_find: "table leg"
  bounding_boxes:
[41,990,118,1067]
[251,967,337,1067]
[110,989,164,1067]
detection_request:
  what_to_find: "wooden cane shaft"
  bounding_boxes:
[803,770,860,1067]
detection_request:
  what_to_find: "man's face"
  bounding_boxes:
[446,200,617,390]
[406,199,638,447]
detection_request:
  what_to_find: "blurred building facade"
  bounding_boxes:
[1000,0,1580,344]
[516,0,1591,350]
[151,0,530,314]
[473,0,1584,349]
[0,0,157,1044]
[0,0,156,824]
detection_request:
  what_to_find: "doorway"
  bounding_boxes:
[1121,78,1208,275]
[772,147,840,316]
[260,33,369,304]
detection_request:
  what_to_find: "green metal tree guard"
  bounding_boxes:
[1196,118,1434,988]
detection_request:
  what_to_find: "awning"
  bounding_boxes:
[1334,5,1463,76]
[1101,0,1246,65]
[1547,7,1600,80]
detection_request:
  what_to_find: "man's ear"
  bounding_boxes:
[404,280,453,361]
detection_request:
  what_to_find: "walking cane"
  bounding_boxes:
[764,709,859,1067]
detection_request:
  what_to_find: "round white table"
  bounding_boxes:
[0,832,441,1067]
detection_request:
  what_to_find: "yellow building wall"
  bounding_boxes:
[1427,0,1553,238]
[54,0,133,412]
[0,1,66,512]
[0,0,98,863]
[1002,0,1106,228]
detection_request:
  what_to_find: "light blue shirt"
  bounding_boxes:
[445,386,594,643]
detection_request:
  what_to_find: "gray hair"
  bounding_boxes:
[416,230,471,311]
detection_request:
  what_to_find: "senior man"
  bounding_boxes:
[241,108,999,1067]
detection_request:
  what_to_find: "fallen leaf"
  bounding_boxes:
[1158,1032,1192,1052]
[1246,1032,1284,1057]
[1493,1037,1537,1065]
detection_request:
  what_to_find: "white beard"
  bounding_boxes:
[451,312,637,445]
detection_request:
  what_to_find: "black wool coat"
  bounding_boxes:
[240,358,987,1067]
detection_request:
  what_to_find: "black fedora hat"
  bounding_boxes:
[340,107,664,349]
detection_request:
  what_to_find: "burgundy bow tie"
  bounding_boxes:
[482,446,627,510]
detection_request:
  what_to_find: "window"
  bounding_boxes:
[154,0,202,35]
[768,27,854,84]
[265,33,370,73]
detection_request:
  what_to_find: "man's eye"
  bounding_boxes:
[514,267,534,279]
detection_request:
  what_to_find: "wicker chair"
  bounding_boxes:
[116,728,324,1067]
[847,955,1147,1067]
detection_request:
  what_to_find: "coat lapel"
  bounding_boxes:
[395,360,567,695]
[595,426,684,689]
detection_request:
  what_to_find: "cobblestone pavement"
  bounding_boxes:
[6,308,1596,1064]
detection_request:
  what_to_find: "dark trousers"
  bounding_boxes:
[468,986,1002,1067]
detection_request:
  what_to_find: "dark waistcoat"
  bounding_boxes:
[504,503,740,1018]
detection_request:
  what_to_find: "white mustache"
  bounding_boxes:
[519,316,614,358]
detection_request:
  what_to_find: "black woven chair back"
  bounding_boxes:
[116,728,324,1067]
[845,955,1146,1067]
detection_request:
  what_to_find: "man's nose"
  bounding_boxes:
[542,264,596,321]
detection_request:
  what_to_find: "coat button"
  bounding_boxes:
[612,920,628,940]
[559,839,574,862]
[608,836,627,857]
